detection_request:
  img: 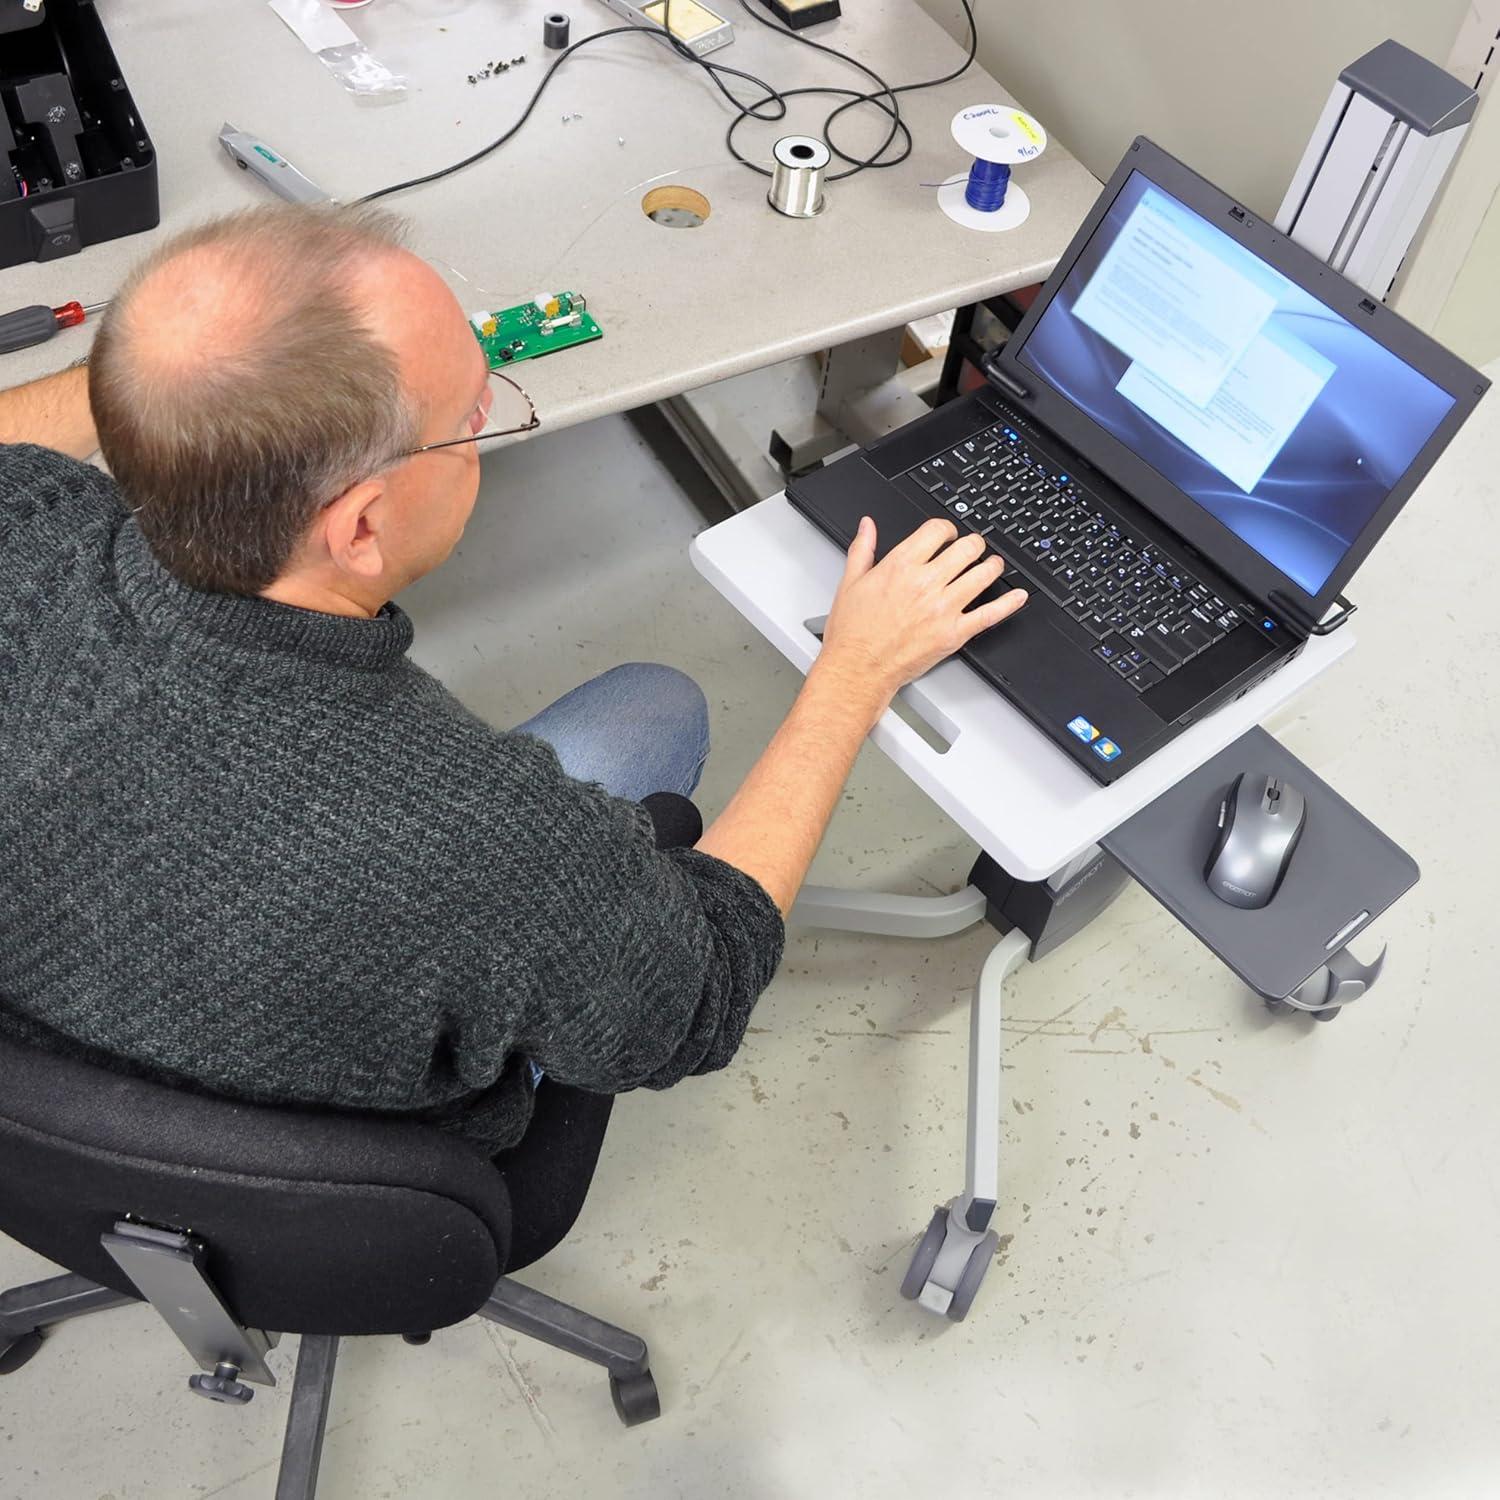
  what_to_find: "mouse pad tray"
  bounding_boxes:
[1101,727,1419,1000]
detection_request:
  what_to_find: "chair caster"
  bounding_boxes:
[609,1368,661,1427]
[0,1328,44,1375]
[188,1362,255,1405]
[402,1332,432,1345]
[899,1202,1001,1322]
[1311,1004,1342,1022]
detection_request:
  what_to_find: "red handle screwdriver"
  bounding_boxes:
[0,299,110,356]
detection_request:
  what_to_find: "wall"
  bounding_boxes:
[915,0,1471,219]
[1434,186,1500,366]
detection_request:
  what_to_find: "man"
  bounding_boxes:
[0,206,1025,1262]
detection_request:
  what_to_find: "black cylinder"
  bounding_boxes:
[543,12,570,48]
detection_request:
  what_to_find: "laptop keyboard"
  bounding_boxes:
[907,421,1245,694]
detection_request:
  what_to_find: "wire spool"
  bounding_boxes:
[938,105,1046,232]
[767,135,830,218]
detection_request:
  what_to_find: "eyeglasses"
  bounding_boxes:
[396,369,540,461]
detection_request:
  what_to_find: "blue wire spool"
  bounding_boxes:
[965,158,1011,213]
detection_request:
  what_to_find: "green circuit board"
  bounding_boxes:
[470,291,603,368]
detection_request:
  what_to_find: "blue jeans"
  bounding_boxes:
[514,661,710,806]
[514,663,710,1090]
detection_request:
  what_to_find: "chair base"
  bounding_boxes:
[0,1265,660,1494]
[478,1277,661,1427]
[0,1271,136,1372]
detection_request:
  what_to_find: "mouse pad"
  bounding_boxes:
[1101,726,1419,999]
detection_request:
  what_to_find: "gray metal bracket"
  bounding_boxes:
[789,884,988,938]
[100,1221,278,1388]
[770,327,933,476]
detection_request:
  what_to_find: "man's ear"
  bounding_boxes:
[318,479,387,581]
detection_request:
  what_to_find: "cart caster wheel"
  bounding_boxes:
[0,1328,43,1375]
[1263,997,1292,1016]
[899,1207,949,1301]
[610,1369,661,1426]
[1312,1004,1341,1022]
[946,1230,1000,1323]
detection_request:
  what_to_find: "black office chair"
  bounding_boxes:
[0,792,702,1498]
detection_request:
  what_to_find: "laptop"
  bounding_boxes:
[788,138,1489,784]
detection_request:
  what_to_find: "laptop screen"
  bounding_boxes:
[1016,170,1456,596]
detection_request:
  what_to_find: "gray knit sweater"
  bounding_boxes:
[0,443,784,1154]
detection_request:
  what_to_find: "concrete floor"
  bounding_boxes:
[3,369,1498,1499]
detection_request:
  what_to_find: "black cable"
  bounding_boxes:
[724,0,978,179]
[356,0,978,204]
[357,19,795,204]
[357,25,659,204]
[728,0,905,178]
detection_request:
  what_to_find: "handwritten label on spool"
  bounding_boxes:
[953,105,1046,162]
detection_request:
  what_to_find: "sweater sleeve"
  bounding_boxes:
[469,735,786,1097]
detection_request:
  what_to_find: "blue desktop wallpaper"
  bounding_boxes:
[1018,172,1454,595]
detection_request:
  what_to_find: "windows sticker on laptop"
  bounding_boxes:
[1093,738,1122,762]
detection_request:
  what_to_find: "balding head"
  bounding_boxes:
[90,205,426,595]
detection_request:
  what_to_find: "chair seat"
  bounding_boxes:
[0,1034,513,1335]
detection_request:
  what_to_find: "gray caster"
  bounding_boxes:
[946,1231,1000,1323]
[609,1369,661,1426]
[900,1208,948,1301]
[0,1328,43,1375]
[899,1201,1002,1321]
[188,1362,255,1404]
[1264,995,1341,1021]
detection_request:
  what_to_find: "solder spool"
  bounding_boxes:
[767,135,830,219]
[938,105,1047,232]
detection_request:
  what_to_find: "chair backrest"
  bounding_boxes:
[0,1033,513,1336]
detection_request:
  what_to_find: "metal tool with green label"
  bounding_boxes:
[218,124,334,206]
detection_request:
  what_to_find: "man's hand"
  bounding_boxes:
[695,515,1028,914]
[818,516,1028,708]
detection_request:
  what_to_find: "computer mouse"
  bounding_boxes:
[1204,773,1306,909]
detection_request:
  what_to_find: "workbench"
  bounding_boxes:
[1,0,1100,457]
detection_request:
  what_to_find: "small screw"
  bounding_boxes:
[467,74,477,84]
[514,54,526,63]
[617,136,625,146]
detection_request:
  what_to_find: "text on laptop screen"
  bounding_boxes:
[1016,171,1455,595]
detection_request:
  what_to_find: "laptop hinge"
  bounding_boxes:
[1268,588,1358,637]
[980,352,1030,402]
